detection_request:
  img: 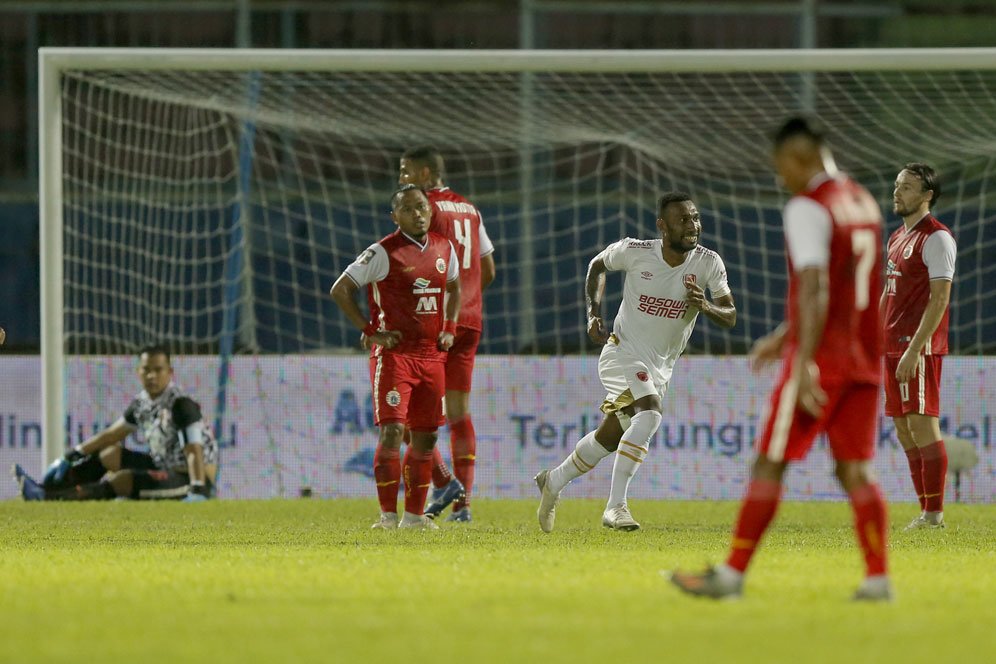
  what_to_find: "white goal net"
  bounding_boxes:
[39,49,996,499]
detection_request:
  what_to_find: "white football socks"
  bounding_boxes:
[547,430,613,495]
[607,410,662,508]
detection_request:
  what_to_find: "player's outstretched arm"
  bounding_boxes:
[75,418,133,458]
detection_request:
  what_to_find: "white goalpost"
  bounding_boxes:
[39,48,996,497]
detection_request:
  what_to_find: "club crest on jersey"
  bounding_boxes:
[385,389,401,407]
[436,257,447,273]
[641,271,654,280]
[683,274,697,288]
[414,277,431,289]
[902,243,914,260]
[636,371,649,382]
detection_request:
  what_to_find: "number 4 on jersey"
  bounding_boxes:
[451,218,473,269]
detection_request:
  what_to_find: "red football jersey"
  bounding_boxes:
[345,230,458,361]
[783,176,884,385]
[882,214,953,357]
[426,186,492,332]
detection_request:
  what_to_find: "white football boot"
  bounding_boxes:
[602,504,641,531]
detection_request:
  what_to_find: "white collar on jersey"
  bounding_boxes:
[401,231,429,250]
[805,171,834,191]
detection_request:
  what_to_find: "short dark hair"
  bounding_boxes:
[658,191,693,218]
[773,115,826,148]
[139,344,171,364]
[401,145,445,179]
[391,183,426,209]
[903,162,941,206]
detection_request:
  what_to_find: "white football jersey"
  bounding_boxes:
[599,238,730,386]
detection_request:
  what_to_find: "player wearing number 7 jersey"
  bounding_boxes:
[398,146,497,522]
[671,117,892,601]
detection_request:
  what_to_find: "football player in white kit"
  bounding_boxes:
[535,192,737,532]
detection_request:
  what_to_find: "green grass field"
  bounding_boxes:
[1,499,993,663]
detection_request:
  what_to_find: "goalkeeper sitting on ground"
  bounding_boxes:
[13,344,218,502]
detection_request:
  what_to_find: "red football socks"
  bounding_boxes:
[430,446,453,489]
[450,417,477,510]
[402,446,433,515]
[849,483,889,577]
[920,440,948,512]
[725,479,783,573]
[903,446,926,511]
[373,444,401,514]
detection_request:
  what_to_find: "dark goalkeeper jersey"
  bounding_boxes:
[122,383,219,471]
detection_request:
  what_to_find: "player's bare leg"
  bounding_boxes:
[671,456,787,599]
[905,413,947,528]
[604,395,663,532]
[372,423,405,529]
[535,414,621,533]
[835,460,892,601]
[398,430,440,530]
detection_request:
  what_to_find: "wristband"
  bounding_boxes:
[362,322,379,337]
[443,320,457,335]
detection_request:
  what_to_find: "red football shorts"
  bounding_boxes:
[369,352,446,431]
[756,368,880,463]
[444,327,481,393]
[883,354,943,418]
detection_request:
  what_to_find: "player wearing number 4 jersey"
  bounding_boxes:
[671,117,892,601]
[535,191,736,533]
[331,184,461,530]
[398,146,496,523]
[883,163,955,530]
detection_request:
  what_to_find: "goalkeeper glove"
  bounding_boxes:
[43,448,86,487]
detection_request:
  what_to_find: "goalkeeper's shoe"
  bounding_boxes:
[12,465,45,502]
[670,565,744,600]
[602,504,641,531]
[852,576,894,602]
[446,507,472,523]
[424,479,465,520]
[398,513,439,530]
[534,469,560,533]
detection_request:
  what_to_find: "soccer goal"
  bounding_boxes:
[39,48,996,499]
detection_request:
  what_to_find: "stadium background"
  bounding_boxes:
[1,0,994,501]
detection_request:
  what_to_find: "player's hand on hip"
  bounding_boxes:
[360,333,373,350]
[587,316,610,345]
[370,330,402,349]
[895,348,918,384]
[0,326,5,345]
[749,333,782,371]
[793,360,827,418]
[437,331,455,351]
